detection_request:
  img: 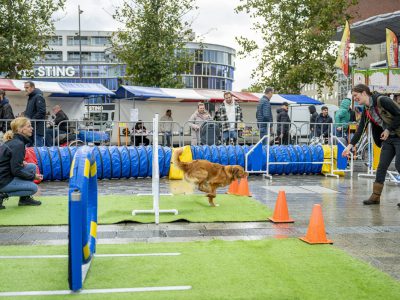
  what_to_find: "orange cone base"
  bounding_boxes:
[299,237,333,244]
[268,217,294,223]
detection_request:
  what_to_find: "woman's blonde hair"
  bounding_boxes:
[3,117,30,142]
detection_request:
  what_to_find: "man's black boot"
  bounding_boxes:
[18,196,41,206]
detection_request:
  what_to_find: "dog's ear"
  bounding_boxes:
[231,166,240,179]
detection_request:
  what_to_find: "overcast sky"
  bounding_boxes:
[54,0,262,91]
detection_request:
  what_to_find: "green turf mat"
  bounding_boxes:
[0,239,399,300]
[0,194,271,225]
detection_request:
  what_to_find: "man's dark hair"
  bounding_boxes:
[0,89,5,96]
[24,81,35,88]
[321,106,328,111]
[352,84,372,96]
[282,102,289,107]
[264,87,274,94]
[166,109,171,113]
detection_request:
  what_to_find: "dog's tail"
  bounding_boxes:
[172,147,189,171]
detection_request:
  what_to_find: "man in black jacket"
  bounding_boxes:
[0,90,15,132]
[315,106,333,138]
[308,105,318,137]
[45,105,69,146]
[276,102,291,144]
[23,81,46,146]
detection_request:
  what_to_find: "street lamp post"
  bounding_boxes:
[78,5,83,82]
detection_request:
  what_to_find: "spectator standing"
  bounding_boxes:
[334,97,352,138]
[308,105,318,137]
[256,87,274,144]
[45,105,69,147]
[0,90,15,133]
[214,92,243,144]
[315,106,333,138]
[160,109,173,147]
[0,117,43,209]
[342,84,400,206]
[23,81,46,147]
[276,102,291,145]
[188,102,212,145]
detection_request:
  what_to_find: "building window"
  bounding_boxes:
[48,36,63,46]
[68,51,89,61]
[67,36,88,46]
[90,36,111,46]
[43,51,62,62]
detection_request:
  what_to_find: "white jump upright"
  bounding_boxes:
[132,114,178,224]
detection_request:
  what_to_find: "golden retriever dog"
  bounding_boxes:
[172,148,248,206]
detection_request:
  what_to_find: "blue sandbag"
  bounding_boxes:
[279,146,291,175]
[210,145,220,164]
[294,145,305,174]
[301,145,312,174]
[190,145,199,160]
[36,147,52,181]
[128,146,139,178]
[202,145,212,161]
[273,146,284,175]
[146,146,153,177]
[136,146,149,178]
[49,146,62,181]
[118,146,131,178]
[92,146,104,179]
[99,146,112,179]
[109,146,122,179]
[219,145,229,165]
[226,145,237,165]
[59,147,72,180]
[162,147,172,177]
[287,145,299,174]
[311,145,324,173]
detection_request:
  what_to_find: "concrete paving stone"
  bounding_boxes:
[0,233,24,241]
[166,230,203,238]
[116,230,167,239]
[17,232,67,241]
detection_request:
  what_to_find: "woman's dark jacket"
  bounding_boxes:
[0,134,34,188]
[350,93,400,148]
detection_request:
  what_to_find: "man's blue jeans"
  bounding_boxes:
[259,127,268,145]
[0,163,38,197]
[223,130,237,144]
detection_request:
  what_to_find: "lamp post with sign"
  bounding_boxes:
[78,5,83,82]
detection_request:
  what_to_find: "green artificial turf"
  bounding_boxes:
[0,239,399,300]
[0,194,271,225]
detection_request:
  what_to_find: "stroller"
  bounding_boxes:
[200,122,220,145]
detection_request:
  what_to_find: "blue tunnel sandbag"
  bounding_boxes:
[128,146,139,178]
[201,145,212,162]
[227,145,237,165]
[99,146,112,179]
[49,146,62,181]
[266,145,276,174]
[301,145,313,174]
[287,145,298,175]
[109,146,122,179]
[161,146,171,177]
[219,145,229,165]
[118,146,131,178]
[294,145,305,174]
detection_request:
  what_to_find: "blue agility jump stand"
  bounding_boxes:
[68,146,98,292]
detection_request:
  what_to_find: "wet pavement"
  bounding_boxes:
[0,163,399,281]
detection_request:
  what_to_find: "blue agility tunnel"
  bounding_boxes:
[34,144,325,181]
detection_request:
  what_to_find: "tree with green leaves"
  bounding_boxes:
[0,0,65,78]
[113,0,197,88]
[236,0,367,94]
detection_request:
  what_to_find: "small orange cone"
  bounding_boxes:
[268,191,294,223]
[236,177,252,196]
[227,179,239,195]
[299,204,333,244]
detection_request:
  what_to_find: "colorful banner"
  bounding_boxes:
[335,21,351,77]
[386,28,398,67]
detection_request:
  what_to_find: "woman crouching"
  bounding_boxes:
[0,117,43,209]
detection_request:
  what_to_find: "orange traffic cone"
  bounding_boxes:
[227,179,239,195]
[268,191,294,223]
[237,177,252,196]
[299,204,333,244]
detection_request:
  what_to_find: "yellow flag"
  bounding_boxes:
[386,28,398,67]
[335,21,350,77]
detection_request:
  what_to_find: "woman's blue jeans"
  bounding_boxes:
[0,163,38,197]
